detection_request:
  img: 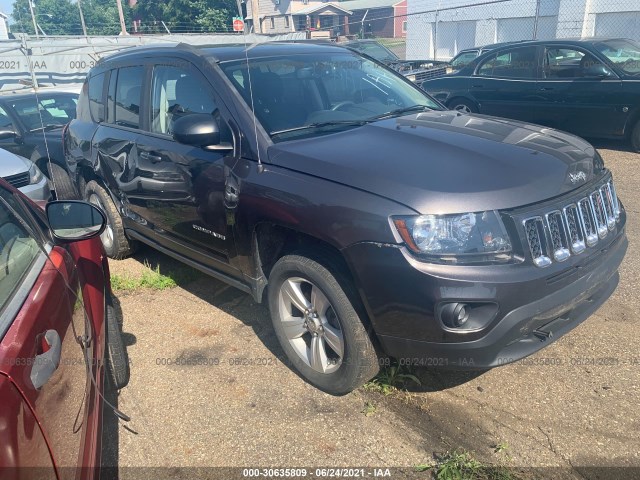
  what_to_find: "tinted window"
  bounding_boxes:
[594,39,640,75]
[0,106,14,130]
[150,66,216,135]
[544,47,602,78]
[451,51,478,68]
[478,46,538,78]
[114,66,144,129]
[88,73,105,122]
[0,193,40,315]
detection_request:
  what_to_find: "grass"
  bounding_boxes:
[111,261,200,292]
[363,363,422,395]
[416,450,521,480]
[361,401,377,417]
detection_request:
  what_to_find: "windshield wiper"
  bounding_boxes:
[30,124,64,132]
[370,105,432,121]
[270,120,370,136]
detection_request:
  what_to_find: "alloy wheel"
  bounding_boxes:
[277,277,345,374]
[88,193,114,250]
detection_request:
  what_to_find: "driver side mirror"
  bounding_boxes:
[172,114,232,151]
[584,64,612,78]
[0,129,17,140]
[46,201,106,242]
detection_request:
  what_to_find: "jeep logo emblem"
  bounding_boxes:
[568,171,587,184]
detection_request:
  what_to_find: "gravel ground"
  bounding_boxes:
[102,142,639,479]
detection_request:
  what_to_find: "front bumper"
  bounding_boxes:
[18,176,51,202]
[343,228,627,369]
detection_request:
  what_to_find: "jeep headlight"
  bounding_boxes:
[392,211,512,260]
[28,163,44,184]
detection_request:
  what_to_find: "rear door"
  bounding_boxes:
[536,45,625,137]
[0,188,92,480]
[470,45,542,122]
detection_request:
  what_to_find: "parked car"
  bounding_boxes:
[0,89,79,199]
[422,38,640,151]
[0,147,50,201]
[0,178,128,476]
[342,39,452,82]
[65,42,627,394]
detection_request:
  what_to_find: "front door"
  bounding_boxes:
[134,63,237,262]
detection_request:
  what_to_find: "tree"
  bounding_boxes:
[133,0,238,33]
[10,0,82,35]
[81,0,133,35]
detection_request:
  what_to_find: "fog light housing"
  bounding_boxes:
[437,302,498,332]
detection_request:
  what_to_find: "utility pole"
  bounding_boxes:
[116,0,128,35]
[78,0,88,36]
[28,0,39,38]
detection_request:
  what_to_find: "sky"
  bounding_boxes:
[0,0,12,18]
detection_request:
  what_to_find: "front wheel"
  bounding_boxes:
[48,162,78,200]
[268,253,379,395]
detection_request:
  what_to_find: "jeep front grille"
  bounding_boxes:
[523,179,620,267]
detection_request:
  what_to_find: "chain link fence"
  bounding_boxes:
[304,0,640,61]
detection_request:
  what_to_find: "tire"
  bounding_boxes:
[448,98,478,114]
[106,299,130,390]
[631,120,640,153]
[268,253,379,395]
[47,162,78,200]
[84,180,137,259]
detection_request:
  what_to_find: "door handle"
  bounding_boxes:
[539,86,554,91]
[471,84,484,88]
[140,151,163,163]
[30,330,62,389]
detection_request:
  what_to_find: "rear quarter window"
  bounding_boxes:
[88,73,106,122]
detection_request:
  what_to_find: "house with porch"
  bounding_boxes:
[244,0,407,37]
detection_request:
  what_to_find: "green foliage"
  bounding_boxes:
[363,363,421,395]
[111,261,200,292]
[361,401,376,417]
[9,0,237,35]
[415,451,520,480]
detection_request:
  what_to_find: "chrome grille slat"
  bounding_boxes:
[523,179,621,267]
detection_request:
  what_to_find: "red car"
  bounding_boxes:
[0,179,128,479]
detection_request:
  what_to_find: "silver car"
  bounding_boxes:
[0,148,50,201]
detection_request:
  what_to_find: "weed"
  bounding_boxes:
[111,261,199,291]
[363,363,421,395]
[416,450,521,480]
[361,401,377,416]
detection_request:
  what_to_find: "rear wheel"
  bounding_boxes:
[268,253,379,395]
[47,162,78,200]
[631,120,640,152]
[85,180,137,259]
[448,98,478,114]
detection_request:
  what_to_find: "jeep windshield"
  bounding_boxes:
[221,52,441,142]
[594,39,640,75]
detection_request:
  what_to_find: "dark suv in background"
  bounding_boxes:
[65,42,627,394]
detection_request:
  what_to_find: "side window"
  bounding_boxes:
[88,73,105,122]
[544,47,601,79]
[114,66,144,129]
[452,51,477,68]
[478,46,538,79]
[0,105,15,130]
[0,192,40,314]
[150,65,217,136]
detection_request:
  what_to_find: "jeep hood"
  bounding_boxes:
[267,111,603,214]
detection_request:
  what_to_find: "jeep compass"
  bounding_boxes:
[64,42,627,394]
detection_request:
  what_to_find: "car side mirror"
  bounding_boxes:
[584,64,612,78]
[46,200,106,242]
[172,114,232,151]
[0,129,17,140]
